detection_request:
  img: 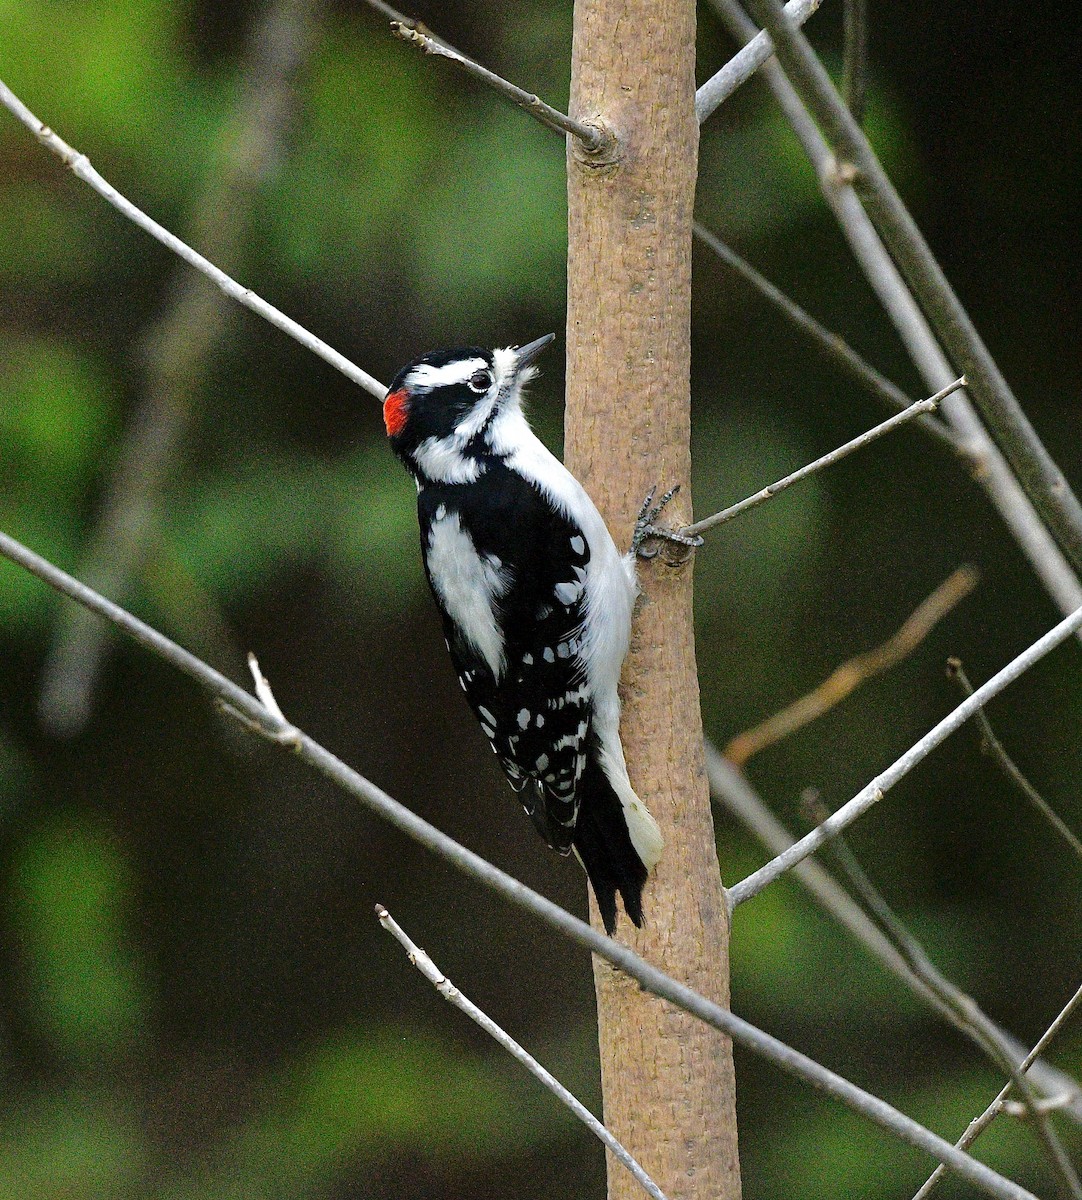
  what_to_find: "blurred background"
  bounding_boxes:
[1,0,1080,1196]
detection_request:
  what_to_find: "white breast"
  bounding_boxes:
[426,510,511,678]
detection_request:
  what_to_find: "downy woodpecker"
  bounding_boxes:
[383,334,697,933]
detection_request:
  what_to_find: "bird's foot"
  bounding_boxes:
[631,485,704,560]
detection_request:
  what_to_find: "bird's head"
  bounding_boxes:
[383,334,555,484]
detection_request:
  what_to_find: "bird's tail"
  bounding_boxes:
[572,736,663,935]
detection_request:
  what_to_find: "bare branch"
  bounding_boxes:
[705,746,1082,1121]
[804,795,1082,1200]
[376,905,669,1200]
[362,1,610,153]
[729,600,1082,907]
[947,659,1082,862]
[692,222,962,455]
[725,566,978,767]
[685,380,964,538]
[704,0,1082,628]
[914,981,1082,1200]
[841,0,868,125]
[696,0,823,123]
[0,526,1040,1200]
[740,0,1082,576]
[0,77,385,400]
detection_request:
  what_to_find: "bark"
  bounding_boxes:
[565,3,742,1198]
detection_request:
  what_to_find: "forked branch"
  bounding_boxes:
[948,658,1082,861]
[729,600,1082,906]
[696,0,823,122]
[706,746,1082,1122]
[804,796,1082,1199]
[704,0,1082,626]
[693,222,962,455]
[913,980,1082,1200]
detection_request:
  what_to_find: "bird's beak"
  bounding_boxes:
[514,333,556,372]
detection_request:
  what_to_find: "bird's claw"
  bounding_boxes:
[631,484,703,559]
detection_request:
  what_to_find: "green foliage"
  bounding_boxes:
[163,1028,569,1200]
[410,109,567,322]
[165,445,423,604]
[10,817,146,1061]
[0,1094,143,1199]
[0,0,226,202]
[0,184,98,286]
[0,339,117,625]
[266,20,442,285]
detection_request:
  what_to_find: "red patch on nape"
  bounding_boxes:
[383,388,409,438]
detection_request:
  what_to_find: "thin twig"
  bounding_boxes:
[948,659,1082,861]
[804,794,1082,1200]
[696,0,823,122]
[740,0,1082,576]
[686,380,964,538]
[729,600,1082,907]
[913,981,1082,1200]
[376,905,669,1200]
[692,222,962,455]
[363,0,610,153]
[0,527,1040,1200]
[0,77,385,400]
[705,746,1082,1121]
[841,0,868,125]
[725,566,978,767]
[704,0,1082,628]
[36,0,328,739]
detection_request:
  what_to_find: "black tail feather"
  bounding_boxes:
[572,748,649,935]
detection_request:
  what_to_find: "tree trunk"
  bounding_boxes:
[564,3,742,1199]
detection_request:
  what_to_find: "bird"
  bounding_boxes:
[382,333,698,933]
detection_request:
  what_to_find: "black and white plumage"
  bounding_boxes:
[383,334,664,933]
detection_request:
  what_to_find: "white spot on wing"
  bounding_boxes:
[554,580,583,605]
[517,708,530,730]
[570,535,585,555]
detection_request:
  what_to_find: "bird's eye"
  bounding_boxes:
[468,370,493,393]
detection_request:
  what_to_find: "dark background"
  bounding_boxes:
[1,1,1080,1196]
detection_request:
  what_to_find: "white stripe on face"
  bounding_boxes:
[406,358,488,391]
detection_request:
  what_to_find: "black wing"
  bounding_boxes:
[419,467,594,853]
